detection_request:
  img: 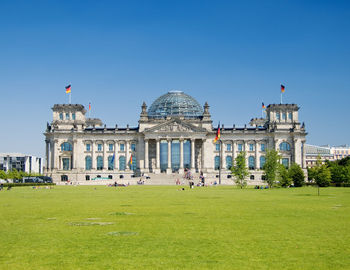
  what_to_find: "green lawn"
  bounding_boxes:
[0,185,349,270]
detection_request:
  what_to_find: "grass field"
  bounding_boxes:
[0,185,349,270]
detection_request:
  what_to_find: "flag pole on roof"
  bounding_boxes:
[65,84,71,104]
[262,102,266,118]
[280,84,285,104]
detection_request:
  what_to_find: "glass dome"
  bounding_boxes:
[148,91,203,119]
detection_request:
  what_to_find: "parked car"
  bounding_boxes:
[0,179,8,184]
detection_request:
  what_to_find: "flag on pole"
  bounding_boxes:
[281,84,285,93]
[65,85,71,93]
[111,153,115,164]
[89,102,91,111]
[213,122,221,143]
[129,154,133,165]
[262,102,266,109]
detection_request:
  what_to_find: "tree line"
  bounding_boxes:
[0,169,42,180]
[308,156,350,187]
[231,149,305,188]
[231,150,350,188]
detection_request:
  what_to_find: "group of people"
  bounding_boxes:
[254,185,269,189]
[0,184,11,191]
[32,186,53,189]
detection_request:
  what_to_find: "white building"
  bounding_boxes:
[0,153,43,174]
[44,91,307,184]
[304,144,334,167]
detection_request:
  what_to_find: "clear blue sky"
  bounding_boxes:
[1,0,349,158]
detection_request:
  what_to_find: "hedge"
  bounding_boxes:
[0,183,56,188]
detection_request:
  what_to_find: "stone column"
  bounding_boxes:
[103,140,107,170]
[125,140,129,170]
[221,140,224,170]
[244,140,248,167]
[144,139,149,169]
[180,139,184,170]
[50,140,55,169]
[302,140,306,168]
[191,139,195,169]
[156,139,160,169]
[232,140,236,166]
[201,139,206,171]
[167,139,171,174]
[255,140,259,170]
[274,139,279,151]
[54,139,59,169]
[45,140,50,171]
[92,140,96,170]
[73,139,77,169]
[293,138,298,164]
[114,140,118,170]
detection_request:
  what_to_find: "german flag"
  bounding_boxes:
[262,102,266,109]
[281,84,285,93]
[89,102,91,111]
[65,85,71,94]
[213,123,221,143]
[130,154,133,165]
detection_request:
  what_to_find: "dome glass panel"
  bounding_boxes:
[148,91,203,119]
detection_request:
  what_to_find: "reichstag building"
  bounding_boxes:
[44,91,307,183]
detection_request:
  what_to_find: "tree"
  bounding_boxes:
[10,169,20,180]
[314,165,331,187]
[231,151,249,189]
[0,170,7,179]
[263,149,280,188]
[278,164,292,187]
[289,163,305,187]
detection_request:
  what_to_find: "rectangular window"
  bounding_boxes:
[59,113,63,120]
[238,144,243,151]
[282,158,289,168]
[249,144,254,151]
[227,144,232,151]
[65,113,70,120]
[72,113,76,120]
[276,112,280,120]
[282,113,286,120]
[215,144,220,151]
[109,144,113,151]
[62,158,70,170]
[97,144,102,151]
[120,144,125,151]
[261,143,265,152]
[288,112,292,120]
[86,144,91,151]
[131,143,136,151]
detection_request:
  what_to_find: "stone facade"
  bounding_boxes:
[44,92,307,184]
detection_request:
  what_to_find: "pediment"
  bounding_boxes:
[144,119,206,133]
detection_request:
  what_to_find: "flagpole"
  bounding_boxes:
[280,92,282,104]
[219,139,222,185]
[69,92,71,104]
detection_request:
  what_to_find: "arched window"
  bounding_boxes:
[61,142,72,151]
[248,156,255,170]
[108,156,114,170]
[260,156,266,169]
[61,175,68,181]
[96,156,103,170]
[226,156,232,170]
[279,142,291,151]
[119,156,126,171]
[85,156,92,170]
[214,156,220,170]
